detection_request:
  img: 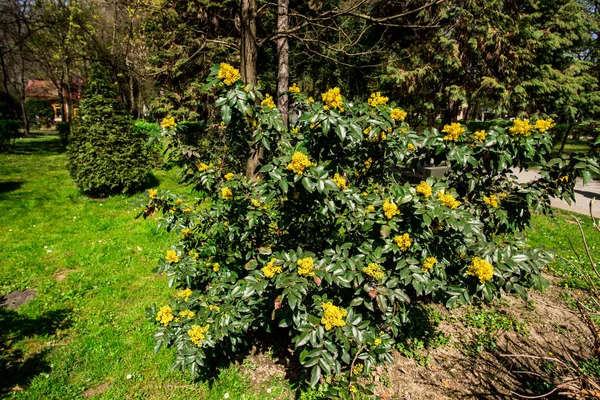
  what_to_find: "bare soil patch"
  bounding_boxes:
[0,289,36,309]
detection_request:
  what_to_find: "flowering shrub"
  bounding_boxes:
[144,63,599,392]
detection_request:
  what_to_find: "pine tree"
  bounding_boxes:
[67,64,150,196]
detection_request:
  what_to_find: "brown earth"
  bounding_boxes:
[0,289,36,309]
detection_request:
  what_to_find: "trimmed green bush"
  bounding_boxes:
[144,64,599,395]
[67,64,150,196]
[25,98,54,128]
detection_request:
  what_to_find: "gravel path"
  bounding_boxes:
[515,169,600,218]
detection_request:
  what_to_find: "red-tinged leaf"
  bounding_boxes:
[369,287,377,299]
[313,276,322,286]
[274,296,283,310]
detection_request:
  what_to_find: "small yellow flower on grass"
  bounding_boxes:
[394,233,413,251]
[321,302,347,330]
[368,92,389,107]
[390,108,407,121]
[162,116,176,129]
[188,324,210,346]
[534,118,555,133]
[289,83,300,93]
[422,257,436,272]
[333,173,347,190]
[442,123,464,141]
[262,258,283,278]
[484,195,499,208]
[383,199,400,219]
[287,152,315,175]
[510,118,532,137]
[178,288,192,301]
[321,88,344,111]
[261,94,276,109]
[467,257,494,283]
[217,63,240,85]
[297,257,315,276]
[221,187,233,200]
[437,191,461,209]
[474,130,486,142]
[224,172,234,181]
[362,263,385,279]
[416,181,432,198]
[166,250,179,263]
[156,305,174,326]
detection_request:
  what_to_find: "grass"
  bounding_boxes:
[0,132,292,399]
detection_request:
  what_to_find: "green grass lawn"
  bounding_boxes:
[0,132,293,399]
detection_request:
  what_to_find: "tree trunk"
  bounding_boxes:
[129,73,135,115]
[558,121,574,155]
[276,0,289,127]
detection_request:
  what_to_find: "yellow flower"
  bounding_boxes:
[148,189,158,198]
[243,85,250,92]
[407,143,416,151]
[362,263,385,279]
[156,305,174,326]
[224,172,234,181]
[467,257,494,283]
[188,324,210,346]
[394,233,413,251]
[474,130,486,142]
[437,191,461,209]
[510,119,533,137]
[558,175,569,183]
[307,96,315,103]
[217,62,240,85]
[179,309,195,319]
[321,302,347,330]
[374,338,382,346]
[321,88,344,111]
[213,263,220,272]
[297,257,315,276]
[349,385,357,393]
[286,152,315,175]
[166,250,179,263]
[262,258,283,278]
[208,304,221,313]
[221,187,233,200]
[534,118,555,133]
[442,123,464,141]
[196,162,212,172]
[364,158,373,169]
[416,181,432,198]
[290,127,300,134]
[178,288,193,301]
[162,116,176,129]
[383,199,400,219]
[189,251,199,260]
[483,195,499,208]
[352,363,364,375]
[368,92,389,107]
[422,257,436,272]
[363,126,372,136]
[289,83,300,93]
[183,207,191,213]
[182,228,192,238]
[390,108,407,121]
[261,94,276,109]
[333,173,347,190]
[366,205,375,213]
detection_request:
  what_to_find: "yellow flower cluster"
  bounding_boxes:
[467,257,494,283]
[290,127,300,134]
[162,116,176,129]
[416,181,432,198]
[321,302,347,330]
[322,87,344,111]
[178,288,192,301]
[364,158,373,169]
[407,143,416,151]
[297,257,315,276]
[262,258,282,278]
[286,152,315,175]
[484,194,499,208]
[333,173,347,189]
[156,305,174,326]
[188,324,210,346]
[534,118,555,133]
[289,83,300,93]
[196,162,212,172]
[224,172,234,181]
[390,108,407,121]
[179,310,195,319]
[307,96,315,103]
[509,119,532,137]
[362,263,385,279]
[366,205,375,213]
[182,228,192,238]
[474,130,486,142]
[261,94,276,109]
[368,92,389,107]
[422,257,436,272]
[352,363,364,375]
[374,338,382,346]
[222,187,233,200]
[383,199,400,219]
[437,191,461,209]
[558,175,569,183]
[217,62,240,85]
[394,233,412,251]
[148,189,158,198]
[166,250,179,263]
[250,199,261,208]
[212,263,220,272]
[208,304,221,313]
[442,123,464,141]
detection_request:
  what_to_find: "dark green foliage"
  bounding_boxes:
[0,92,20,120]
[132,120,162,168]
[67,65,150,196]
[0,120,21,150]
[25,99,54,128]
[176,121,207,147]
[55,122,70,146]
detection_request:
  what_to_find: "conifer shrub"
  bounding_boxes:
[144,64,599,395]
[56,122,70,146]
[68,65,150,196]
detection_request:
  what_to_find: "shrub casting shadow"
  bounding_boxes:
[0,181,23,195]
[8,136,66,156]
[0,307,72,395]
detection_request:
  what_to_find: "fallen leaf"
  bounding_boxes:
[136,246,143,252]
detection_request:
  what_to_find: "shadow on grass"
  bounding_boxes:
[0,307,72,396]
[7,136,66,156]
[0,181,23,195]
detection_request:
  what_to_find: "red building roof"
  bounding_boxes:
[26,80,59,101]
